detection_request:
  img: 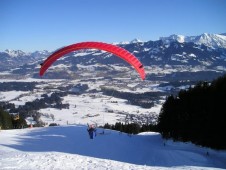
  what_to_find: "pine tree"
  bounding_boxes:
[0,107,13,129]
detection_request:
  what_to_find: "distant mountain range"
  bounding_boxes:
[159,33,226,49]
[1,33,226,80]
[0,50,49,71]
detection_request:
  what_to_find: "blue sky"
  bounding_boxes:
[1,0,226,52]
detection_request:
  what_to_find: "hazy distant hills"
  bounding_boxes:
[1,33,226,81]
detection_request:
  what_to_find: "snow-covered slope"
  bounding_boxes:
[0,125,226,170]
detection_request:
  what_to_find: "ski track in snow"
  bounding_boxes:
[0,125,226,170]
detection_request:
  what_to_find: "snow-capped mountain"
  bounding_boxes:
[4,49,27,57]
[1,33,226,80]
[130,38,143,44]
[160,33,226,49]
[114,38,143,45]
[3,49,50,58]
[0,50,50,71]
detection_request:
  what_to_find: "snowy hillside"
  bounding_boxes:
[1,125,226,170]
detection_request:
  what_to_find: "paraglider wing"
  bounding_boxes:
[39,42,145,80]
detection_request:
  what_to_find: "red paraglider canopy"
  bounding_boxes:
[40,42,146,80]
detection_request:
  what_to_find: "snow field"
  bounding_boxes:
[0,125,226,170]
[40,93,161,126]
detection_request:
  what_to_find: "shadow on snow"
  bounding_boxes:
[2,125,226,169]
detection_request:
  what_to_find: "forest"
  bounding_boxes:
[157,74,226,149]
[103,74,226,149]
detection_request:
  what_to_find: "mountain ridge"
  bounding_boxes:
[160,33,226,49]
[2,33,226,56]
[1,33,226,80]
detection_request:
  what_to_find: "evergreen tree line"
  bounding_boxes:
[0,92,69,128]
[103,122,158,135]
[0,92,69,118]
[0,82,37,91]
[157,74,226,149]
[101,87,166,108]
